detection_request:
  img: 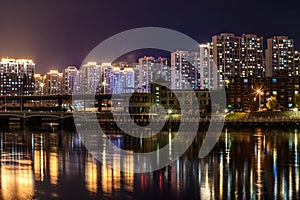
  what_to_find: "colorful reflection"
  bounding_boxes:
[0,127,298,199]
[49,152,58,185]
[0,133,34,200]
[85,155,98,193]
[34,134,45,182]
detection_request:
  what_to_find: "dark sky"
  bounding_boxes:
[0,0,300,74]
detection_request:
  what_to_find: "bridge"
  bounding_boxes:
[0,111,299,124]
[0,94,112,101]
[0,94,113,112]
[0,111,74,119]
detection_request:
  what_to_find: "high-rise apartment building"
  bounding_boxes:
[265,36,294,77]
[212,33,264,86]
[77,62,133,94]
[123,67,135,93]
[101,63,113,94]
[212,33,241,84]
[134,56,170,92]
[44,70,63,95]
[63,66,77,94]
[199,43,218,89]
[241,34,264,77]
[111,67,135,94]
[0,58,35,95]
[155,57,171,82]
[34,74,44,95]
[189,52,201,89]
[170,50,200,90]
[135,56,156,93]
[79,62,101,94]
[294,51,300,76]
[111,67,123,94]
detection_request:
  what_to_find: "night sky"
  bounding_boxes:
[0,0,299,74]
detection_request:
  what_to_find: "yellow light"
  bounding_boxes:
[16,59,34,63]
[86,62,97,66]
[1,156,34,199]
[49,70,59,74]
[124,151,134,192]
[86,157,97,193]
[49,152,58,185]
[1,58,15,62]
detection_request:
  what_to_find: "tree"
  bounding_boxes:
[294,94,300,108]
[266,96,279,110]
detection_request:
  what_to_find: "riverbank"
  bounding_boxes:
[0,111,300,132]
[225,111,300,121]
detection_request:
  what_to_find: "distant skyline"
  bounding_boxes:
[1,0,300,74]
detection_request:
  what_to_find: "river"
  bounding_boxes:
[0,125,298,199]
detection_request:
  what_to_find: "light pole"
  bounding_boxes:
[40,82,44,95]
[258,90,261,111]
[102,81,107,111]
[102,81,106,94]
[256,89,263,111]
[4,96,6,112]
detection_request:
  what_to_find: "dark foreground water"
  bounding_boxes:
[0,126,299,199]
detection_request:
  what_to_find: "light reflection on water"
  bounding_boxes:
[0,127,298,199]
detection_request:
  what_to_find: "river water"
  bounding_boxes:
[0,125,299,199]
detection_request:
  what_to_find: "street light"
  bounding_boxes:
[256,89,264,111]
[40,82,44,95]
[4,96,6,112]
[102,81,107,111]
[102,81,106,94]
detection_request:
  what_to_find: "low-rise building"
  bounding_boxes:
[227,76,300,111]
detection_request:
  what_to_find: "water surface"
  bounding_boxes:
[0,126,299,199]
